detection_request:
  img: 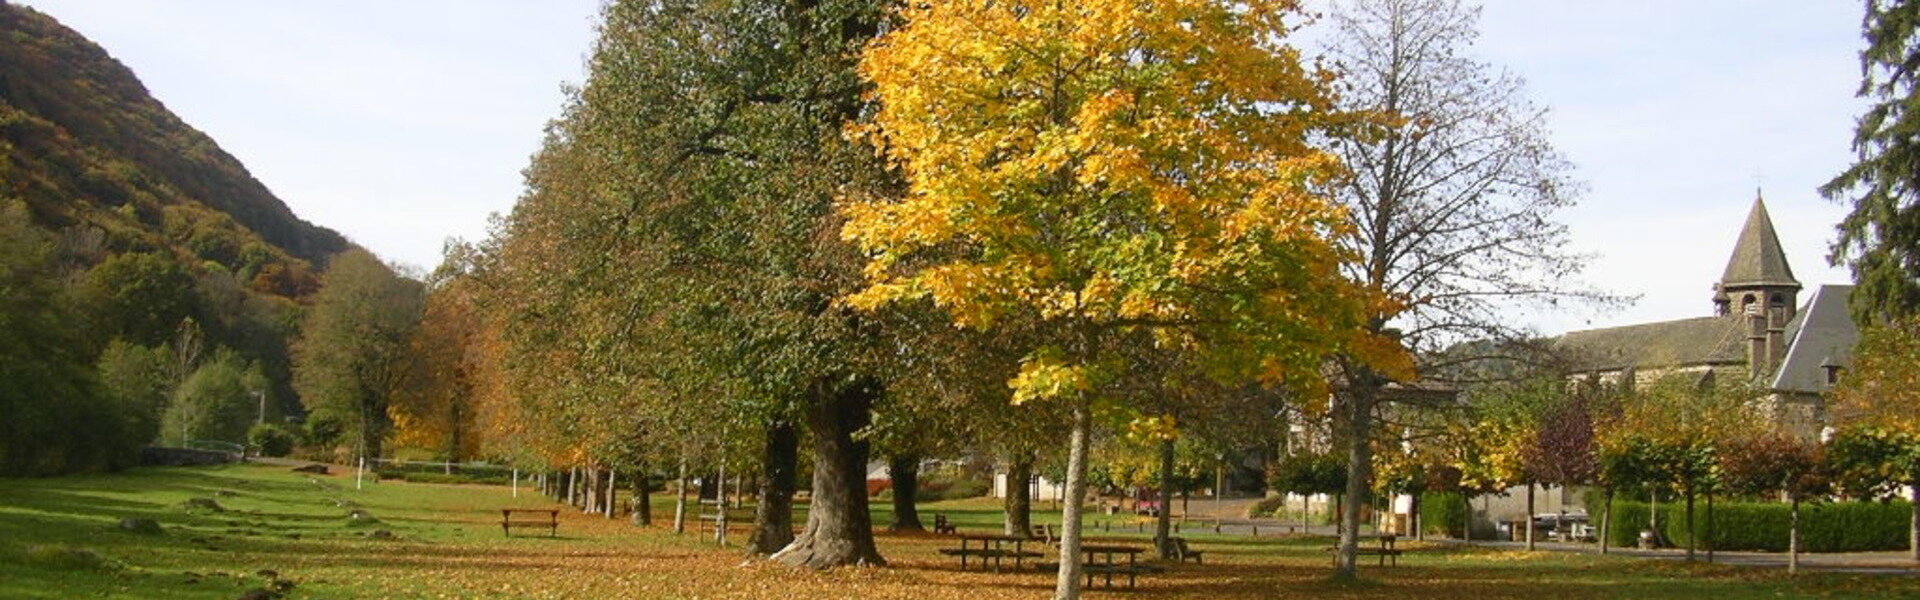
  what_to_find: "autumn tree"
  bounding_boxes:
[390,242,495,463]
[1316,0,1592,577]
[1823,0,1920,322]
[1829,316,1920,561]
[1718,433,1828,574]
[846,2,1400,596]
[293,248,424,461]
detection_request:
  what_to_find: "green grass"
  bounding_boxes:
[4,464,1920,599]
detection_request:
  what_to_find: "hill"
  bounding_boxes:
[0,2,347,291]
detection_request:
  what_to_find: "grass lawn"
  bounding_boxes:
[2,464,1917,599]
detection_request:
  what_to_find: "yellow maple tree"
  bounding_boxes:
[842,1,1407,597]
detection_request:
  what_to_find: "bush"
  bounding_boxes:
[1246,494,1287,518]
[1419,492,1471,538]
[247,423,295,457]
[918,476,990,502]
[1603,498,1911,552]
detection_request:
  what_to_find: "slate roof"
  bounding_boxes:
[1556,315,1750,372]
[1720,198,1800,289]
[1770,285,1858,394]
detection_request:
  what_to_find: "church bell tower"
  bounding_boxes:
[1712,194,1801,320]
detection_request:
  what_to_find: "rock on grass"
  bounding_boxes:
[118,518,162,534]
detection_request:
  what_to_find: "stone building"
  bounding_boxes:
[1437,197,1859,539]
[1556,197,1857,436]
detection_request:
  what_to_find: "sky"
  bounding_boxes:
[17,0,1868,336]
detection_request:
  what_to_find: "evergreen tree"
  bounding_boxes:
[1823,0,1920,322]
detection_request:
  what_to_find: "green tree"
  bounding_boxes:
[77,252,198,347]
[95,340,175,446]
[487,0,900,565]
[0,199,122,475]
[1822,0,1920,322]
[293,248,423,461]
[161,349,263,446]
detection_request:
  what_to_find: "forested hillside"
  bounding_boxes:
[0,3,346,275]
[0,3,359,475]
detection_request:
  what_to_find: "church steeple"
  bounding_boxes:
[1713,193,1801,319]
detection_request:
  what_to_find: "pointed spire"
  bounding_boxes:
[1720,194,1799,289]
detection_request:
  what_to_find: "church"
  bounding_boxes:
[1556,197,1858,436]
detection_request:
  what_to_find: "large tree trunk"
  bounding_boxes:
[1910,483,1919,563]
[673,459,689,534]
[1333,385,1376,580]
[749,421,799,554]
[1410,491,1422,540]
[1600,487,1613,554]
[1684,489,1696,562]
[1154,437,1176,558]
[1005,454,1034,536]
[1461,491,1472,541]
[1705,491,1715,563]
[1789,497,1801,574]
[605,469,618,518]
[1051,400,1092,600]
[1525,484,1536,551]
[888,453,924,532]
[771,382,885,568]
[633,465,653,526]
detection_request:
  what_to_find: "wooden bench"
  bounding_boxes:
[1029,523,1055,544]
[933,514,957,535]
[1163,536,1203,564]
[501,509,558,537]
[1322,546,1404,566]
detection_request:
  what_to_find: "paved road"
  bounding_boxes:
[1128,494,1920,575]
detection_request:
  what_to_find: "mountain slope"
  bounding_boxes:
[0,2,348,281]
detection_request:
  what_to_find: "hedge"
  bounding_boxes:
[1597,498,1911,552]
[1419,492,1469,538]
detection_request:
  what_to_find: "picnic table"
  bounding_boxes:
[1075,544,1162,589]
[939,533,1044,571]
[1323,534,1402,567]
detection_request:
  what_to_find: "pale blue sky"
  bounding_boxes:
[18,1,1865,335]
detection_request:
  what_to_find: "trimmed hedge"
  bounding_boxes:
[1419,492,1470,538]
[1598,498,1911,552]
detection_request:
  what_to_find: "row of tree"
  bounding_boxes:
[333,1,1605,598]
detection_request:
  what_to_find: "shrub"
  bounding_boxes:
[918,476,989,502]
[1419,492,1471,538]
[247,423,296,457]
[1246,494,1287,519]
[1605,498,1911,552]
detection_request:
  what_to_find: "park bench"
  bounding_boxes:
[1029,523,1055,544]
[1322,534,1403,567]
[1162,536,1203,564]
[933,514,957,535]
[501,509,558,537]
